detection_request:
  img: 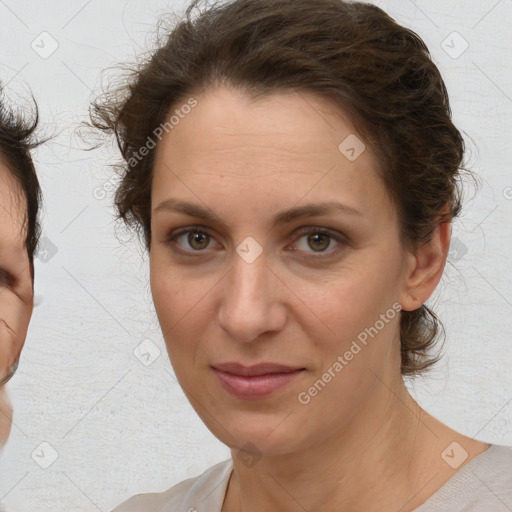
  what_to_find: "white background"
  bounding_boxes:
[0,1,511,510]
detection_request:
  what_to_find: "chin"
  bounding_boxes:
[200,408,306,456]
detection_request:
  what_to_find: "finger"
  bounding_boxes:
[0,386,13,447]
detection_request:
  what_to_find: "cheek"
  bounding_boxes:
[150,252,191,329]
[290,259,403,377]
[297,266,397,335]
[149,258,209,366]
[151,277,214,331]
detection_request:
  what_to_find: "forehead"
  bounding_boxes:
[156,86,360,167]
[151,86,392,223]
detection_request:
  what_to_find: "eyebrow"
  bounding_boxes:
[153,198,362,229]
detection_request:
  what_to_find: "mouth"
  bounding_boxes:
[211,362,306,399]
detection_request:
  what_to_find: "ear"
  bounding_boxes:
[399,220,452,312]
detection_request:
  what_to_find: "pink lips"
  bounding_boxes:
[212,362,305,399]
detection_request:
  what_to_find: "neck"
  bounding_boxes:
[224,373,443,512]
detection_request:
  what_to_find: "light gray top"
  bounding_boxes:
[112,444,512,511]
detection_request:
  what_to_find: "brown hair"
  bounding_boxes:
[0,87,43,283]
[90,0,476,376]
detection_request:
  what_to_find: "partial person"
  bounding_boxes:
[90,1,512,510]
[0,87,42,450]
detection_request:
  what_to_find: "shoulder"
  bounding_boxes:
[465,443,512,485]
[111,459,233,512]
[416,444,512,511]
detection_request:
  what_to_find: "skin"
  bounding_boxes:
[0,161,34,447]
[149,86,489,511]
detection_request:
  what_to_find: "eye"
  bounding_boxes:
[290,227,344,257]
[0,267,15,289]
[165,225,346,259]
[168,226,219,254]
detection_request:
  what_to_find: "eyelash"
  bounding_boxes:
[165,225,346,260]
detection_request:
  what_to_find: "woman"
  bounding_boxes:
[91,0,512,510]
[0,88,42,449]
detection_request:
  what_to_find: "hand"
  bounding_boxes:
[0,385,12,447]
[0,244,33,386]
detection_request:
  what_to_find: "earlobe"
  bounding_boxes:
[399,221,452,312]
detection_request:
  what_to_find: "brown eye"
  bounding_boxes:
[165,227,219,255]
[0,267,15,289]
[165,225,346,260]
[291,227,343,256]
[186,231,211,250]
[306,233,331,252]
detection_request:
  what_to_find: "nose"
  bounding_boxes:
[217,249,286,343]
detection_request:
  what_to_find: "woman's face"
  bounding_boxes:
[0,163,33,445]
[149,86,417,455]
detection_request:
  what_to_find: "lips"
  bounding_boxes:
[212,362,306,399]
[213,362,304,376]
